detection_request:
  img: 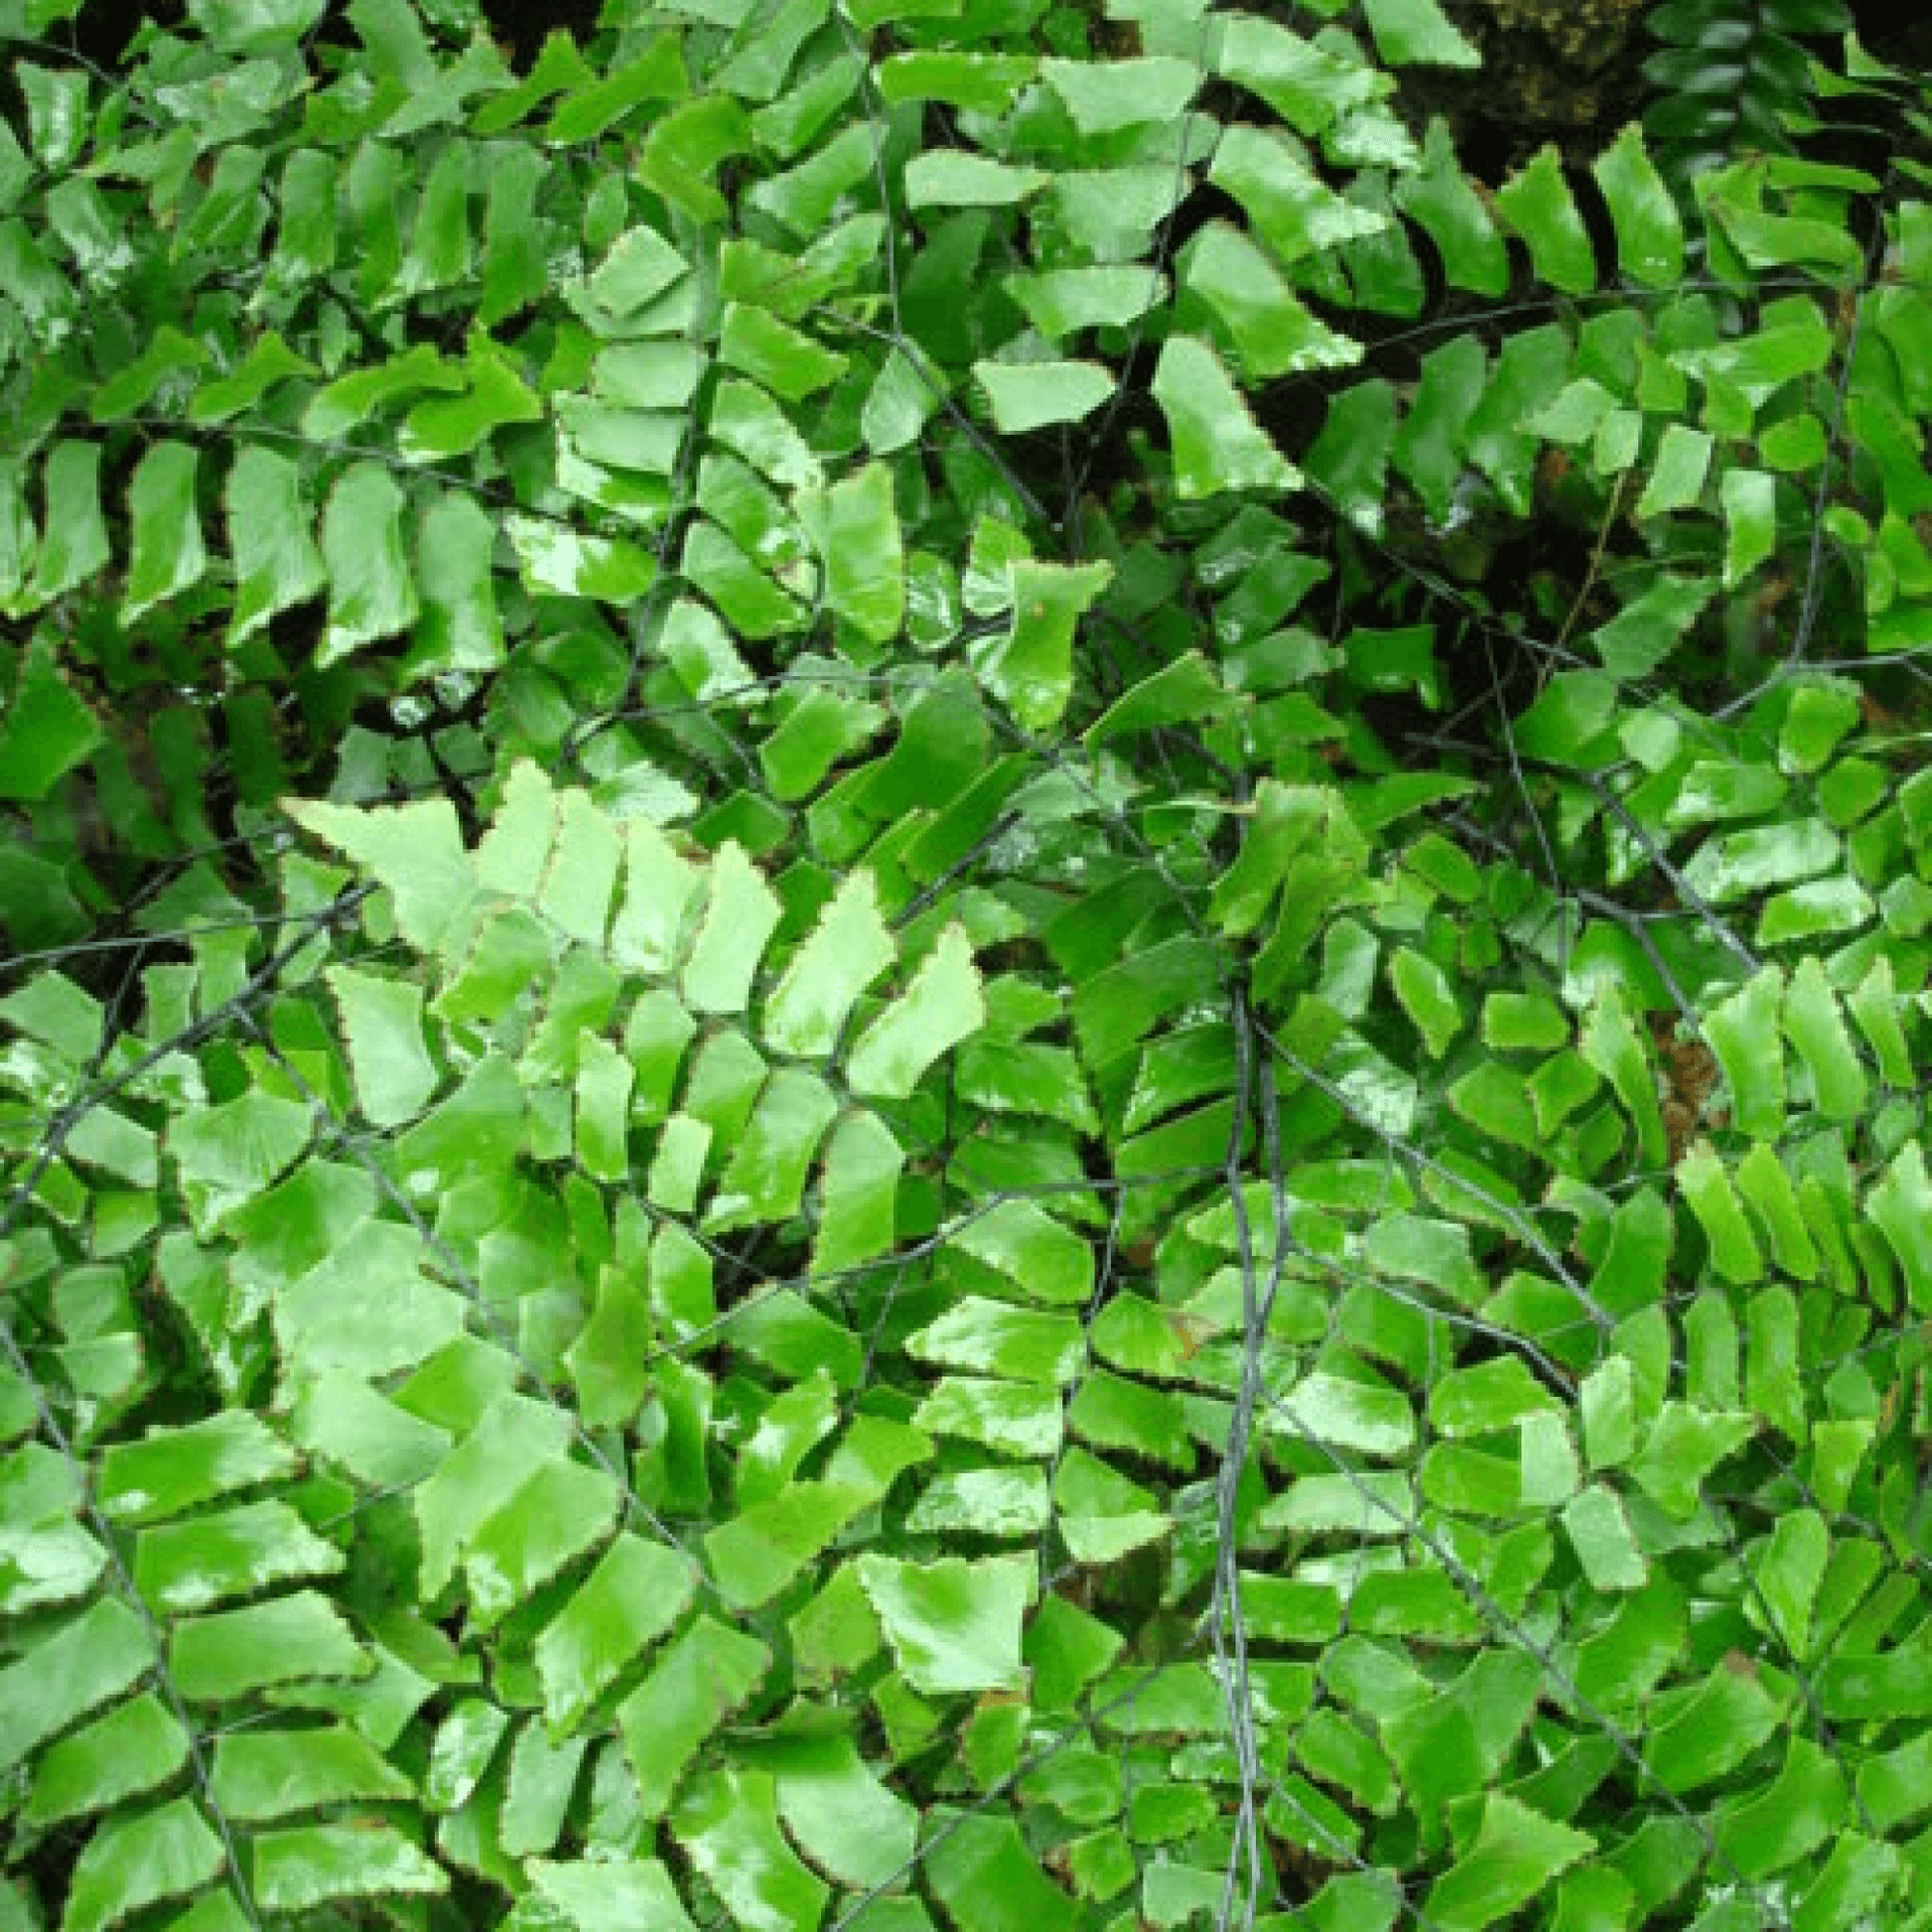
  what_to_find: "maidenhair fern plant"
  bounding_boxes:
[5,0,1932,1929]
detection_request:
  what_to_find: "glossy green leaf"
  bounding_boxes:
[63,1796,226,1932]
[908,1297,1085,1384]
[1781,955,1866,1123]
[1644,1660,1784,1793]
[95,1411,296,1525]
[580,223,688,321]
[209,1724,413,1821]
[414,1394,572,1601]
[1006,264,1168,339]
[1396,121,1510,296]
[1722,467,1779,587]
[1593,574,1714,679]
[513,1859,700,1932]
[1180,221,1360,380]
[167,1589,367,1702]
[23,1692,190,1829]
[225,446,328,646]
[1308,380,1398,535]
[925,1814,1077,1932]
[1865,1140,1932,1312]
[1677,1140,1764,1285]
[1210,124,1388,269]
[406,490,503,676]
[617,1616,770,1817]
[121,443,207,623]
[251,1823,447,1913]
[848,923,984,1097]
[28,440,109,607]
[720,302,847,399]
[0,1598,151,1777]
[1423,1794,1594,1929]
[399,340,541,460]
[904,151,1048,207]
[506,515,658,603]
[133,1499,344,1614]
[464,1456,621,1629]
[320,460,419,666]
[168,1091,314,1231]
[705,1479,872,1608]
[1496,145,1596,293]
[976,557,1112,732]
[1153,336,1300,498]
[877,52,1037,111]
[799,462,903,645]
[1040,53,1199,131]
[1562,1484,1648,1590]
[675,1765,831,1932]
[1273,1369,1416,1459]
[327,964,440,1127]
[755,1733,918,1888]
[535,1534,699,1732]
[1715,1736,1846,1878]
[951,1196,1093,1307]
[1214,13,1382,133]
[302,345,462,442]
[682,841,781,1015]
[1579,982,1667,1170]
[1362,0,1478,66]
[1592,123,1685,286]
[1394,333,1487,519]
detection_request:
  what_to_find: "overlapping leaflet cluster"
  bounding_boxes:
[5,0,1932,1928]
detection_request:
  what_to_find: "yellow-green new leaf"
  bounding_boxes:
[681,842,781,1015]
[764,870,896,1058]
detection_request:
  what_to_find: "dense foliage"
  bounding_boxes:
[5,0,1932,1926]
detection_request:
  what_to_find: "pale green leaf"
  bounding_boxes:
[856,1552,1035,1696]
[681,841,781,1015]
[848,924,985,1098]
[974,358,1115,435]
